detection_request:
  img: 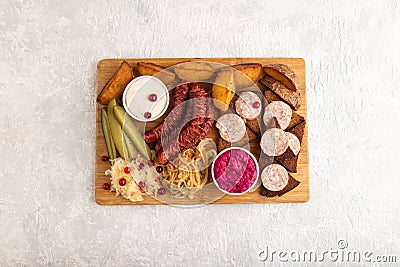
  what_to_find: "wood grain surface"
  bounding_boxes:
[95,58,309,205]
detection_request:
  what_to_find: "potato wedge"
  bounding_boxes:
[137,62,175,85]
[263,64,299,92]
[212,68,236,111]
[174,61,215,81]
[232,63,262,88]
[97,61,134,105]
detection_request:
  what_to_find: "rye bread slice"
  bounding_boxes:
[260,76,301,110]
[276,157,299,173]
[263,89,304,130]
[263,64,300,92]
[229,94,261,135]
[217,125,258,152]
[276,120,306,172]
[260,172,300,197]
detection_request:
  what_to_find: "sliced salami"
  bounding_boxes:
[216,114,246,143]
[263,101,292,130]
[235,91,262,120]
[286,132,301,155]
[261,164,289,192]
[260,128,289,156]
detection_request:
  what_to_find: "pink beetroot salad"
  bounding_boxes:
[213,149,257,193]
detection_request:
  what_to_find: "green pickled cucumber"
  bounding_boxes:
[113,106,151,160]
[123,132,139,160]
[107,99,129,159]
[101,108,117,160]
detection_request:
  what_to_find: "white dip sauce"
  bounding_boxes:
[123,76,168,121]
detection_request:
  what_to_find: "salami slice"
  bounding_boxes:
[263,101,292,130]
[261,164,289,191]
[216,114,246,143]
[260,128,288,156]
[286,132,301,155]
[235,91,262,120]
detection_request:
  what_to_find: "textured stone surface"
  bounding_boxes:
[0,0,399,266]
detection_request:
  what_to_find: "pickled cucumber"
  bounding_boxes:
[107,99,129,159]
[123,132,138,159]
[113,106,151,160]
[101,108,116,160]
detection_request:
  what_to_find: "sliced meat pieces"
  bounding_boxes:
[143,83,190,144]
[260,128,288,157]
[263,101,292,130]
[260,164,289,192]
[216,114,246,143]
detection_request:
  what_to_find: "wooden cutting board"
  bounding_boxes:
[95,58,309,205]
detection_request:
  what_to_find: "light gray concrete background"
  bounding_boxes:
[1,0,399,266]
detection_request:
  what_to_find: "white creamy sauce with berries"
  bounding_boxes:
[123,76,169,121]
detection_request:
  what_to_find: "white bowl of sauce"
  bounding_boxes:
[122,76,169,122]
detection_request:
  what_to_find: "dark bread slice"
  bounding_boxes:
[217,125,258,152]
[287,111,304,131]
[263,87,282,103]
[263,88,304,130]
[229,94,261,135]
[260,76,301,110]
[288,120,305,142]
[275,147,296,161]
[260,172,300,197]
[97,61,134,105]
[276,157,299,173]
[276,120,306,172]
[245,118,261,135]
[263,64,300,92]
[218,138,231,153]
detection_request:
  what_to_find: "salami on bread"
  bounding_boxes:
[229,94,261,135]
[276,120,306,173]
[263,88,304,130]
[260,171,300,197]
[216,114,246,143]
[217,125,258,152]
[263,101,292,130]
[260,164,289,191]
[260,128,289,156]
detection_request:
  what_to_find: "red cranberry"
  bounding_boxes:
[253,101,260,108]
[101,155,109,161]
[124,167,131,174]
[138,181,146,189]
[148,94,157,102]
[158,188,166,195]
[144,112,152,119]
[139,163,145,170]
[103,183,110,190]
[148,159,155,166]
[156,166,163,173]
[119,178,126,186]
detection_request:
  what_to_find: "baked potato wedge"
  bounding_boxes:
[97,61,134,105]
[263,64,299,92]
[232,63,262,88]
[212,68,236,111]
[137,62,175,85]
[174,61,215,81]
